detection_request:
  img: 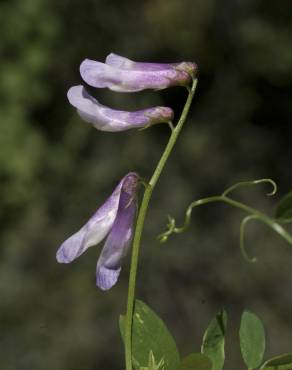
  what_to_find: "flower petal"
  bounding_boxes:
[79,59,121,88]
[105,53,135,69]
[80,56,194,92]
[67,85,173,131]
[105,53,171,71]
[56,173,136,264]
[96,173,139,290]
[105,53,197,75]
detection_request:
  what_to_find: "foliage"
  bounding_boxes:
[275,191,292,222]
[120,300,180,370]
[178,354,212,370]
[201,310,227,370]
[239,311,265,369]
[260,353,292,370]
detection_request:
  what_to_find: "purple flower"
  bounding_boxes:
[80,53,197,92]
[67,85,174,131]
[56,172,139,290]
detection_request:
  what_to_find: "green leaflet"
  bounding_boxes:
[120,300,180,370]
[201,310,227,370]
[239,310,265,369]
[178,353,212,370]
[260,353,292,370]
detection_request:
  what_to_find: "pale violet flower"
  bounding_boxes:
[80,53,197,92]
[67,85,174,132]
[56,172,139,290]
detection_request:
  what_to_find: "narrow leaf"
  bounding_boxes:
[178,353,212,370]
[120,300,180,370]
[275,190,292,222]
[239,310,265,369]
[260,353,292,370]
[201,310,227,370]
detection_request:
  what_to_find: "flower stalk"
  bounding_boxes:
[124,78,198,370]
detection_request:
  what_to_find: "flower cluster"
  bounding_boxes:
[57,53,197,289]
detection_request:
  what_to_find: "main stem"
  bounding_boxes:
[124,79,198,370]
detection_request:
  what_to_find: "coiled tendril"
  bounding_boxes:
[158,178,292,263]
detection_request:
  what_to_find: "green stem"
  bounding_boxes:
[124,78,198,370]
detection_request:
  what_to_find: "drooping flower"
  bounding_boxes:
[80,53,197,92]
[56,172,139,290]
[67,85,174,132]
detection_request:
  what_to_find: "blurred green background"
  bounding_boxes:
[1,0,292,369]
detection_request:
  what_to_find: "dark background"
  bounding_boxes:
[1,0,292,369]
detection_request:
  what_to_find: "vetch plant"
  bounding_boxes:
[57,53,292,370]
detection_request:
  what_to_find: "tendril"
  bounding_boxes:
[158,178,292,264]
[158,196,221,243]
[239,215,258,263]
[222,178,277,198]
[158,216,176,243]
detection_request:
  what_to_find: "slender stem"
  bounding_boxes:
[124,79,198,370]
[149,79,198,189]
